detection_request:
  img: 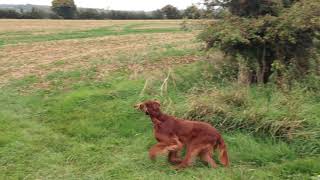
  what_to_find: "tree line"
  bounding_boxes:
[0,0,205,20]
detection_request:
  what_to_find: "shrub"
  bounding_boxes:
[20,8,49,19]
[200,0,320,84]
[78,9,102,19]
[0,9,21,19]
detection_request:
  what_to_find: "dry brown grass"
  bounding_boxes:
[0,32,196,86]
[0,19,202,90]
[0,19,184,33]
[130,21,181,30]
[0,19,109,33]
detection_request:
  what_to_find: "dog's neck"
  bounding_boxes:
[149,111,174,122]
[148,110,167,122]
[149,111,162,118]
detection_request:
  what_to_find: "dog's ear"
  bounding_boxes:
[151,100,161,110]
[153,99,161,106]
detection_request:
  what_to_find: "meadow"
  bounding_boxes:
[0,19,319,179]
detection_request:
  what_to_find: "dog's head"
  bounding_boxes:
[134,100,161,116]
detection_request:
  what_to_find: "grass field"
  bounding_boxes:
[0,20,319,179]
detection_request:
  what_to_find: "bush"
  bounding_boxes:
[200,0,320,84]
[20,8,49,19]
[0,9,21,19]
[78,9,102,19]
[49,13,63,19]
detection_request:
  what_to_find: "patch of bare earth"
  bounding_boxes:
[0,32,196,86]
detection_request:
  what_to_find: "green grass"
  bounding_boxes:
[0,21,319,179]
[183,83,320,155]
[1,61,319,179]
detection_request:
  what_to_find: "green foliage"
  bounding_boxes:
[0,8,54,19]
[78,9,102,19]
[0,9,21,18]
[204,0,296,17]
[200,0,320,83]
[151,9,164,19]
[183,5,201,19]
[21,7,49,19]
[51,0,77,19]
[161,5,181,19]
[228,0,283,17]
[0,4,204,20]
[108,10,150,20]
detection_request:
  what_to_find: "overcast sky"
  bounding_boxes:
[0,0,201,11]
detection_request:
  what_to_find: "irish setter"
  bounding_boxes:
[134,100,229,169]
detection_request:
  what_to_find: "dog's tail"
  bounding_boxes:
[217,136,229,167]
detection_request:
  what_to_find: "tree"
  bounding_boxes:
[0,10,21,19]
[51,0,77,19]
[183,5,201,19]
[151,9,164,19]
[200,0,320,83]
[21,8,48,19]
[78,9,102,19]
[161,5,181,19]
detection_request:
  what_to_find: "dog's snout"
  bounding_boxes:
[134,103,142,109]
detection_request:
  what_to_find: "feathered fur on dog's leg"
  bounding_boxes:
[217,137,229,167]
[149,142,170,161]
[199,145,217,168]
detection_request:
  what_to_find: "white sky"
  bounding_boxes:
[0,0,201,11]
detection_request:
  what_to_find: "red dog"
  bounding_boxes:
[135,100,229,169]
[150,117,184,164]
[135,102,183,164]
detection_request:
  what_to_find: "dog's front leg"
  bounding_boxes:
[167,137,184,164]
[148,142,169,161]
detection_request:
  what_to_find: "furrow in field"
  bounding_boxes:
[0,32,196,85]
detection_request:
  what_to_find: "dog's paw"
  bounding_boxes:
[173,163,188,170]
[169,158,182,165]
[149,154,157,162]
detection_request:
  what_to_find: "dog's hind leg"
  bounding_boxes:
[175,144,203,169]
[199,145,217,168]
